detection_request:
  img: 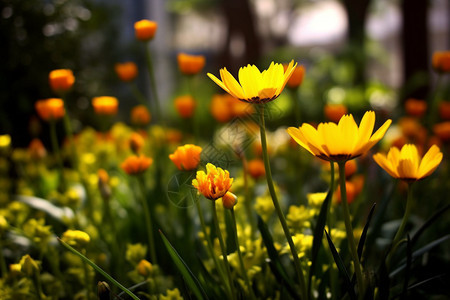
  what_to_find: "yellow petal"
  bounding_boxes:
[373,153,398,178]
[338,114,358,154]
[355,111,375,150]
[400,145,419,174]
[300,123,327,155]
[207,73,230,95]
[276,60,297,95]
[417,145,443,178]
[239,65,262,99]
[398,159,417,179]
[287,127,318,156]
[220,68,246,99]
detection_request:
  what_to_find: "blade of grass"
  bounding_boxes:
[257,215,300,299]
[308,188,333,297]
[57,238,139,300]
[411,203,450,246]
[400,235,412,300]
[159,230,208,300]
[357,203,377,260]
[324,229,356,300]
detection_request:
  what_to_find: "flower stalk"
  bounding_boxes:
[144,45,162,122]
[338,161,364,298]
[137,175,157,264]
[49,119,66,191]
[258,105,307,298]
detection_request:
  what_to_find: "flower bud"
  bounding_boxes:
[134,20,157,41]
[222,192,238,209]
[115,62,138,82]
[97,281,111,300]
[177,53,206,75]
[49,69,75,94]
[19,254,39,277]
[137,259,153,277]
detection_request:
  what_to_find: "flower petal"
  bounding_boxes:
[417,145,443,178]
[220,68,246,99]
[373,153,398,178]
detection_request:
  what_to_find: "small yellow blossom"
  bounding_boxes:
[126,243,147,265]
[160,288,184,300]
[136,259,153,277]
[19,254,40,277]
[61,229,90,248]
[286,205,313,232]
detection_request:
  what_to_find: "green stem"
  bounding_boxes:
[0,238,7,276]
[144,44,162,123]
[258,105,307,299]
[137,176,157,264]
[32,272,44,300]
[194,196,228,291]
[212,201,236,300]
[82,251,92,300]
[231,208,256,300]
[241,154,256,239]
[387,183,414,266]
[130,82,151,110]
[187,76,200,142]
[58,238,140,300]
[49,119,66,191]
[338,161,364,298]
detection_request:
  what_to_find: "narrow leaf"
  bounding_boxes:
[411,203,450,246]
[57,238,140,300]
[159,230,208,300]
[324,230,356,300]
[308,188,332,295]
[257,216,300,299]
[390,234,450,277]
[357,203,377,260]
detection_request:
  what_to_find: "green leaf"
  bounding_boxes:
[308,188,332,296]
[390,234,450,277]
[357,203,376,260]
[57,238,140,300]
[159,230,209,300]
[324,230,356,300]
[257,215,300,299]
[411,203,450,246]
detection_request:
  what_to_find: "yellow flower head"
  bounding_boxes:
[287,111,392,162]
[169,144,202,171]
[373,144,443,181]
[192,163,233,200]
[207,60,297,104]
[61,229,90,248]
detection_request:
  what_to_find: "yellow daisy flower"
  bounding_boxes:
[287,111,392,162]
[207,60,297,103]
[373,144,443,181]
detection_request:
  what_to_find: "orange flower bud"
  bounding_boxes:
[28,138,47,160]
[177,53,206,75]
[134,20,157,41]
[433,121,450,142]
[439,101,450,120]
[35,98,65,121]
[97,169,111,200]
[129,132,145,154]
[335,181,357,204]
[344,160,357,178]
[121,155,153,175]
[136,259,153,277]
[174,95,196,119]
[92,96,119,116]
[166,129,183,144]
[115,62,138,82]
[222,192,238,209]
[97,169,109,185]
[49,69,75,94]
[324,104,348,123]
[405,98,427,117]
[247,159,265,179]
[169,144,202,171]
[285,65,305,89]
[432,51,450,73]
[210,94,233,123]
[131,105,151,126]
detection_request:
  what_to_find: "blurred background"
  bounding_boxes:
[1,0,449,146]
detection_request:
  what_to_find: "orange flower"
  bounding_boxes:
[97,169,109,185]
[335,181,357,204]
[439,101,450,120]
[324,104,348,123]
[247,159,265,179]
[432,51,450,73]
[222,192,238,209]
[192,163,233,200]
[405,98,427,117]
[134,20,157,41]
[28,138,47,160]
[433,122,450,142]
[210,94,252,123]
[285,64,305,89]
[49,69,75,94]
[344,160,357,178]
[121,154,153,175]
[115,62,138,82]
[177,53,206,75]
[92,96,119,115]
[35,98,65,121]
[169,144,202,171]
[174,95,196,118]
[129,132,145,154]
[131,105,151,126]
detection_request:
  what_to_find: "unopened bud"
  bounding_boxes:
[222,192,238,209]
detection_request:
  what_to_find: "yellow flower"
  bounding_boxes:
[19,255,40,277]
[373,144,443,181]
[61,229,90,248]
[287,111,392,162]
[207,60,297,104]
[160,288,183,300]
[192,163,233,200]
[169,144,202,171]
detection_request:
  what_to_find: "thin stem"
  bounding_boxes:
[231,208,256,300]
[82,251,92,300]
[130,82,151,110]
[212,201,236,300]
[186,76,200,141]
[137,175,157,264]
[240,154,256,238]
[49,119,66,191]
[258,105,307,299]
[194,196,228,292]
[31,272,44,300]
[387,183,414,266]
[338,161,364,298]
[0,238,7,276]
[144,44,162,123]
